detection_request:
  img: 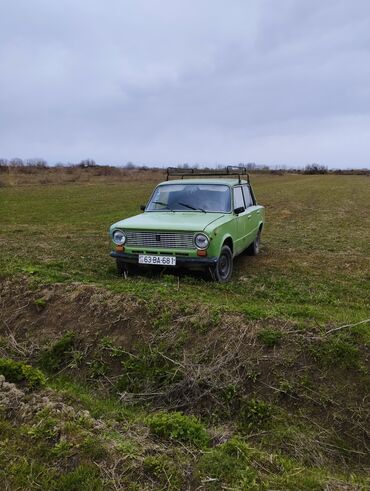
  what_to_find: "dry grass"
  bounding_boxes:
[0,165,165,187]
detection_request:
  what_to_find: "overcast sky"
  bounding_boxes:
[1,0,370,168]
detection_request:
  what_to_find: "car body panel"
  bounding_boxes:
[110,211,227,234]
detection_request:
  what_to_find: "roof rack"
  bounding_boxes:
[166,166,250,184]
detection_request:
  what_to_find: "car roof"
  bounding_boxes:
[157,178,249,186]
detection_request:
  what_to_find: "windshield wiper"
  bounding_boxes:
[151,200,168,207]
[151,200,174,212]
[177,202,206,213]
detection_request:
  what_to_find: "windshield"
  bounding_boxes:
[146,184,231,213]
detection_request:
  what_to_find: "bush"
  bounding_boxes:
[0,358,46,388]
[304,163,328,174]
[147,411,209,448]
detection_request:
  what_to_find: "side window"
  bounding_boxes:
[242,185,253,207]
[233,186,245,210]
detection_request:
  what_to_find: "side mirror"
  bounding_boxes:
[140,205,146,211]
[234,206,245,215]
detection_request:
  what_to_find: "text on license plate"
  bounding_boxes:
[138,254,176,266]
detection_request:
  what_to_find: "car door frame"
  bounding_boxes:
[242,184,261,245]
[232,185,250,255]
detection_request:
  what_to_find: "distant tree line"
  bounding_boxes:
[0,158,368,175]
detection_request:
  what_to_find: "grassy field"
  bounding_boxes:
[0,171,369,490]
[1,172,369,325]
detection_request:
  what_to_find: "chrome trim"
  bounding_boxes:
[112,229,127,245]
[194,233,210,250]
[125,231,195,249]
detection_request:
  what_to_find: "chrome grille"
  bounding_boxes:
[126,231,195,249]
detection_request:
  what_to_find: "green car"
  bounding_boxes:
[109,167,265,282]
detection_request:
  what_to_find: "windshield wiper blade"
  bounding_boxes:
[177,202,206,213]
[151,200,174,212]
[151,200,168,206]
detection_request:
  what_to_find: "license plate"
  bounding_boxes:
[138,254,176,266]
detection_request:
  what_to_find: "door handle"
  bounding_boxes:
[247,215,252,219]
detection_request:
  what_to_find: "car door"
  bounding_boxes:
[232,186,249,254]
[242,184,260,246]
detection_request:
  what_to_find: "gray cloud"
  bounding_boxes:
[1,0,370,167]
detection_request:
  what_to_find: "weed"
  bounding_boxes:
[49,377,135,420]
[243,305,273,320]
[143,455,182,489]
[152,309,172,330]
[196,438,258,489]
[89,359,108,378]
[147,411,209,448]
[246,369,261,383]
[68,350,84,369]
[34,297,47,309]
[116,344,182,393]
[27,414,59,441]
[112,437,138,457]
[100,337,126,357]
[1,459,57,490]
[38,332,76,372]
[258,328,283,347]
[239,398,272,430]
[55,464,103,491]
[51,440,73,458]
[0,358,46,388]
[221,383,240,403]
[80,436,107,460]
[20,265,39,275]
[310,335,360,368]
[278,379,296,397]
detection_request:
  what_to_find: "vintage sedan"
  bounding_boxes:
[109,167,264,282]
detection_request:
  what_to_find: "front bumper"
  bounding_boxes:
[110,251,218,267]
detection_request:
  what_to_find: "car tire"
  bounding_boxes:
[116,259,139,277]
[213,245,233,283]
[246,229,261,256]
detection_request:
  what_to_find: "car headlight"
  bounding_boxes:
[194,233,209,250]
[112,230,126,245]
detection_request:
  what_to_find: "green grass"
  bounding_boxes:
[1,174,369,327]
[49,377,137,421]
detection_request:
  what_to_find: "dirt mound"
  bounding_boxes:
[0,276,149,347]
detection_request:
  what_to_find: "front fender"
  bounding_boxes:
[207,230,234,258]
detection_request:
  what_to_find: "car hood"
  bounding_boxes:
[110,212,227,233]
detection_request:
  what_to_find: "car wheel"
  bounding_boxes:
[116,259,139,277]
[246,229,261,256]
[213,245,233,283]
